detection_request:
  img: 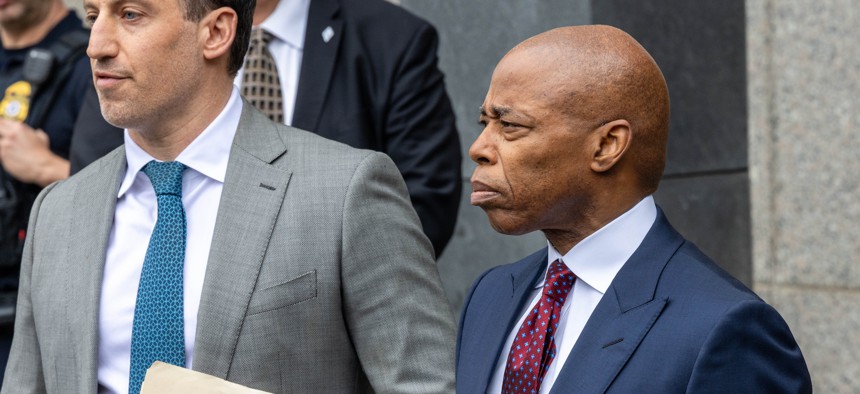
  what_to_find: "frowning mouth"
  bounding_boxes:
[470,180,502,205]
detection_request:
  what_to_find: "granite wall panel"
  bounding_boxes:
[654,172,751,285]
[592,0,748,176]
[748,0,860,390]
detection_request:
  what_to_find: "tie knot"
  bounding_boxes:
[142,160,186,196]
[543,260,575,301]
[250,28,274,46]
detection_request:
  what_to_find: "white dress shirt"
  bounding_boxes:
[487,196,658,394]
[97,88,243,394]
[234,0,310,125]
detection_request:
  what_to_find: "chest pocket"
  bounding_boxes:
[247,270,317,316]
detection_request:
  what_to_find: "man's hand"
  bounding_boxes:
[0,118,70,187]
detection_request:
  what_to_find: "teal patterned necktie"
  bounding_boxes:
[128,160,188,394]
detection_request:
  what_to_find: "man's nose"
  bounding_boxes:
[86,15,119,61]
[469,127,496,165]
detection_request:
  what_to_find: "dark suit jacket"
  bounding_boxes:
[294,0,461,257]
[70,0,462,257]
[69,86,122,176]
[457,209,811,393]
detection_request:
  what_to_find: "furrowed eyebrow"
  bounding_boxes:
[493,106,511,116]
[479,105,512,118]
[98,0,157,10]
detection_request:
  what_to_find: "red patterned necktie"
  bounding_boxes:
[502,260,576,394]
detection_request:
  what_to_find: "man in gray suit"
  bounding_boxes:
[1,0,456,393]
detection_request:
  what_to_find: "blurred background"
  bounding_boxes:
[66,0,860,392]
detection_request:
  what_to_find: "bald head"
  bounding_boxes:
[502,25,670,193]
[471,25,672,248]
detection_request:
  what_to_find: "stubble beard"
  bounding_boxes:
[95,84,145,132]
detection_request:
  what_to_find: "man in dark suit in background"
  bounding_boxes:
[70,0,462,257]
[457,25,811,393]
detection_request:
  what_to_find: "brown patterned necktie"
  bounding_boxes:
[242,28,284,124]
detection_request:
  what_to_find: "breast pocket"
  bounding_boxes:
[247,270,317,316]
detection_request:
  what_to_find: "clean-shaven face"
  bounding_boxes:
[470,48,598,236]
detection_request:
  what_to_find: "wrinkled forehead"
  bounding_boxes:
[484,59,547,115]
[487,47,589,109]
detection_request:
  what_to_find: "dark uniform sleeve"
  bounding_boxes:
[68,84,123,175]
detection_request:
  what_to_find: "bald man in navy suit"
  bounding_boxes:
[457,25,811,393]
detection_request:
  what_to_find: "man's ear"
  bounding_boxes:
[199,7,237,62]
[591,119,632,173]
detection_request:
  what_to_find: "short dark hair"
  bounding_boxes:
[182,0,256,76]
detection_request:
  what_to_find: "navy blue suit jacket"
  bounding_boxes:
[457,210,811,393]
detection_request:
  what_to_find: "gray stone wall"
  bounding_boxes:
[748,1,860,392]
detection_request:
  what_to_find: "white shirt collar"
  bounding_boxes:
[117,87,243,197]
[259,0,311,49]
[543,195,658,294]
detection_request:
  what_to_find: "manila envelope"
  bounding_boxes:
[140,361,272,394]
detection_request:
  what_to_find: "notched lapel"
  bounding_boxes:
[551,295,667,393]
[468,250,546,392]
[192,109,292,378]
[550,209,684,393]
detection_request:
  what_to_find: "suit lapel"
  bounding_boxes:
[472,250,547,392]
[67,150,125,392]
[551,210,683,393]
[192,102,292,378]
[291,0,343,131]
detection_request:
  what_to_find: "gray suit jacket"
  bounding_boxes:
[1,103,456,393]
